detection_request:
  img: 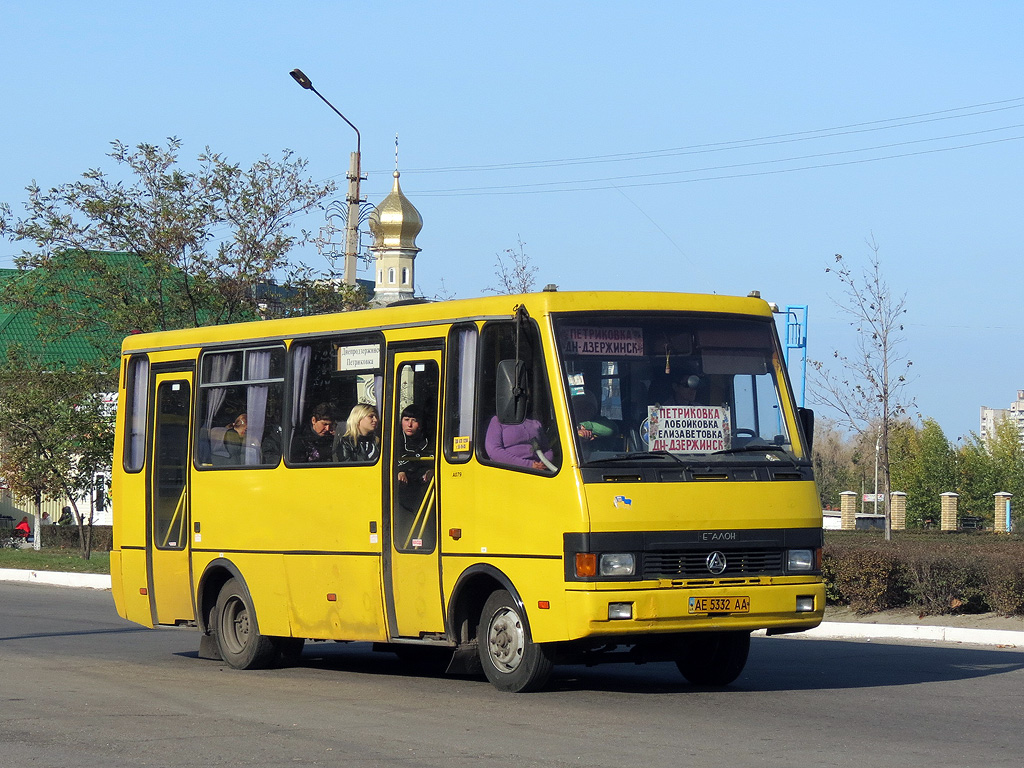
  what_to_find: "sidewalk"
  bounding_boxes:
[0,567,111,590]
[3,568,1023,649]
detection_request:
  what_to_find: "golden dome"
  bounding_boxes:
[369,171,423,251]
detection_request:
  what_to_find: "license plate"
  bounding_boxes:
[688,595,750,614]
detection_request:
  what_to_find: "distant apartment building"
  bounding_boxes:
[980,390,1024,443]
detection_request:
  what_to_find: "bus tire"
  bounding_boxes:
[214,577,278,670]
[477,590,553,693]
[675,631,750,686]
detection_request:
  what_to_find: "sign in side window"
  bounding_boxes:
[336,343,382,372]
[287,336,384,466]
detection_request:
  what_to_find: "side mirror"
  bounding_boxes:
[798,407,814,455]
[495,360,528,424]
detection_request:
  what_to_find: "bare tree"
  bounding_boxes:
[810,236,914,540]
[484,237,538,295]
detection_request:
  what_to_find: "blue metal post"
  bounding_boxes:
[783,305,808,408]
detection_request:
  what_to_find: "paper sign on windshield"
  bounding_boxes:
[560,326,644,357]
[647,405,731,453]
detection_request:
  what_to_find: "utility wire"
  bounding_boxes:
[375,96,1024,175]
[412,130,1024,196]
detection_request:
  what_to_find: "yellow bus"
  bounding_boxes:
[111,290,823,692]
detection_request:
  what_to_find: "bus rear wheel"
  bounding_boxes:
[214,577,278,670]
[477,590,553,693]
[674,631,750,686]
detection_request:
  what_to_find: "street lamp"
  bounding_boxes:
[289,68,362,286]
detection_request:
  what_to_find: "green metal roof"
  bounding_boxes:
[0,264,112,368]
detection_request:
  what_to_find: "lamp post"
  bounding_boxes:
[289,68,362,286]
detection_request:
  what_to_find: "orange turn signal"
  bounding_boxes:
[575,553,597,578]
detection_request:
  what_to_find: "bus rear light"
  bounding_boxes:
[575,553,597,577]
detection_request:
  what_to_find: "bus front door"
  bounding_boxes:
[385,351,445,638]
[147,371,195,625]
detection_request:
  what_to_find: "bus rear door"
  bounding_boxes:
[147,369,195,625]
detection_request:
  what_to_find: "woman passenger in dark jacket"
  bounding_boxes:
[334,403,380,462]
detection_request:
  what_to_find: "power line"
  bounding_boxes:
[412,131,1024,197]
[376,96,1024,175]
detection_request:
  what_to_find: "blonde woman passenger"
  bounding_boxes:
[334,403,380,462]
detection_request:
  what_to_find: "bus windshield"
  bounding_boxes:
[554,313,802,463]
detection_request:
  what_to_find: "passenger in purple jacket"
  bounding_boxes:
[485,415,554,470]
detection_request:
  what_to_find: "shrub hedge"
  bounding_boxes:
[824,531,1024,617]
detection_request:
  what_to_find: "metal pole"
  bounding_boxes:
[289,68,362,285]
[344,151,361,286]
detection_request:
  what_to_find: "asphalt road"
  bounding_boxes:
[3,581,1024,768]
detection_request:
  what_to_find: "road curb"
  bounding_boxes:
[0,568,111,590]
[756,621,1024,649]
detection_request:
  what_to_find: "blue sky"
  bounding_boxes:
[2,2,1022,441]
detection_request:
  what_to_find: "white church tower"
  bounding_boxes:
[369,168,423,305]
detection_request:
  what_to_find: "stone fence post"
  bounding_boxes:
[940,492,959,531]
[890,491,907,530]
[840,491,857,530]
[994,492,1012,533]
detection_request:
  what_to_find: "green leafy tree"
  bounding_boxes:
[955,418,1024,526]
[956,434,997,520]
[0,349,115,559]
[888,418,956,527]
[914,418,956,524]
[811,417,858,508]
[0,138,363,369]
[887,419,922,517]
[0,139,366,559]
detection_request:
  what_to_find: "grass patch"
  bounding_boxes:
[0,547,110,574]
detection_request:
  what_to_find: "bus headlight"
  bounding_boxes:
[599,553,636,577]
[787,549,815,572]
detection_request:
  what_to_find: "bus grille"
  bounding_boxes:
[643,548,784,579]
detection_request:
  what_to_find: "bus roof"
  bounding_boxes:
[119,290,775,355]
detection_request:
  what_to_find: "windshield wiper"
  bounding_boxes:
[716,443,799,467]
[586,450,687,466]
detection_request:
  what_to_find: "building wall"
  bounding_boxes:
[980,389,1024,443]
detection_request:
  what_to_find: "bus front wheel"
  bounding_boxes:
[214,577,278,670]
[477,590,553,693]
[674,631,750,686]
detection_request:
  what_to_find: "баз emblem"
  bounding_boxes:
[706,551,728,575]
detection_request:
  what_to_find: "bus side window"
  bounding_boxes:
[123,355,149,472]
[287,337,383,465]
[444,324,477,463]
[476,321,560,473]
[196,347,285,468]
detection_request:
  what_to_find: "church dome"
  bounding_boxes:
[369,171,423,251]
